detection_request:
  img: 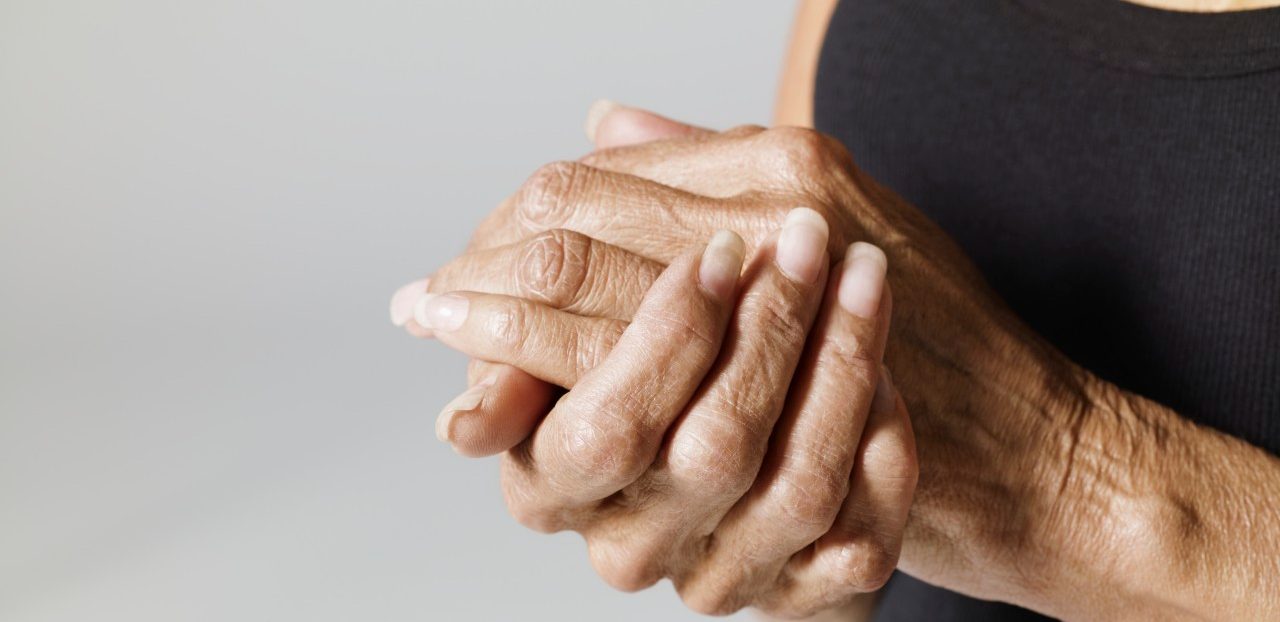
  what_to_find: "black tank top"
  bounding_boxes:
[814,1,1280,619]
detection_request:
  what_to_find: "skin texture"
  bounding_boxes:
[391,0,1280,618]
[398,111,1280,619]
[773,5,868,619]
[412,210,917,617]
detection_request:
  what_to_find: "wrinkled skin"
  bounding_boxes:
[401,117,1093,615]
[398,110,1280,620]
[412,209,915,617]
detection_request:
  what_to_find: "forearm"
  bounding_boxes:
[889,318,1280,619]
[1051,379,1280,619]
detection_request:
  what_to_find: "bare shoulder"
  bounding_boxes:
[774,0,840,128]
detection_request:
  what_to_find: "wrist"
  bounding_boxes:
[894,322,1106,613]
[924,332,1154,616]
[1038,376,1208,619]
[987,349,1113,615]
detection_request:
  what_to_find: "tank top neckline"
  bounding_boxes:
[1011,0,1280,78]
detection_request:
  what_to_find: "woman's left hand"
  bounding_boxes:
[395,105,1167,619]
[413,211,915,617]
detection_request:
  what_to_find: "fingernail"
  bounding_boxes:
[389,278,429,326]
[699,229,746,299]
[414,293,469,332]
[839,242,887,319]
[776,207,829,284]
[585,99,622,143]
[873,366,896,413]
[436,379,494,443]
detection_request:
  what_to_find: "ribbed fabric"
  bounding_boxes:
[814,0,1280,619]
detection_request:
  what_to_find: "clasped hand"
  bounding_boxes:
[392,105,1089,617]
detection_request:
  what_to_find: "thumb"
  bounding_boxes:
[583,99,711,149]
[436,361,556,458]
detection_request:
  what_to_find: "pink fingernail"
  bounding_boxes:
[436,379,494,443]
[584,99,622,143]
[414,293,469,332]
[390,278,429,326]
[698,229,746,299]
[838,242,887,319]
[776,207,829,284]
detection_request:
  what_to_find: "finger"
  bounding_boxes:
[470,126,857,256]
[471,161,743,258]
[390,277,436,338]
[426,227,700,455]
[423,231,660,457]
[390,277,428,327]
[579,125,854,205]
[766,371,917,616]
[579,124,767,198]
[436,361,558,458]
[500,230,745,534]
[677,243,891,613]
[415,290,627,389]
[584,100,712,149]
[397,277,553,456]
[591,208,832,597]
[427,229,662,322]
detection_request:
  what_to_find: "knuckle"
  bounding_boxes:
[833,539,899,592]
[516,160,585,228]
[499,477,559,534]
[632,306,720,352]
[726,196,791,243]
[820,332,879,380]
[764,126,834,176]
[575,319,623,375]
[746,292,810,352]
[667,417,760,500]
[678,580,746,617]
[557,412,649,487]
[483,300,532,353]
[770,465,848,535]
[588,537,664,593]
[516,228,592,307]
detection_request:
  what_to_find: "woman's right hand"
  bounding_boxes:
[409,212,917,617]
[387,103,722,457]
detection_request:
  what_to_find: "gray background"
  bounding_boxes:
[0,0,793,620]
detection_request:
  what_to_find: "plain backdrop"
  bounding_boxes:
[0,1,793,620]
